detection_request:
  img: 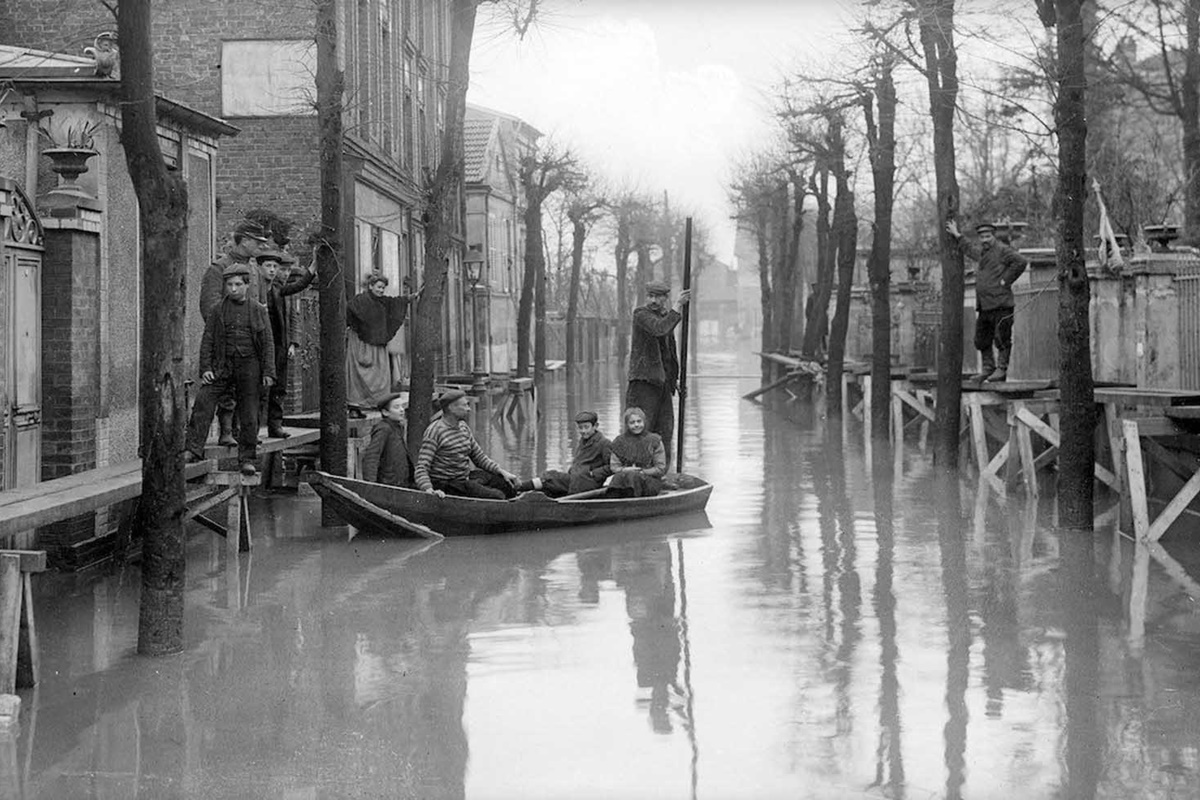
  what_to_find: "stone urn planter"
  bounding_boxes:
[1143,224,1180,251]
[42,147,98,198]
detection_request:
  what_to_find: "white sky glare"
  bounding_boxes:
[467,0,854,264]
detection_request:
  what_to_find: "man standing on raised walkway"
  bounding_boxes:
[946,220,1028,383]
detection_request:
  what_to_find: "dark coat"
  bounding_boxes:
[265,267,316,359]
[962,239,1028,311]
[362,417,413,486]
[199,297,276,381]
[568,432,613,483]
[627,305,681,390]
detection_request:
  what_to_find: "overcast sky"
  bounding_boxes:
[468,0,857,265]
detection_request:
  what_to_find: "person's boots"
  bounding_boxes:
[217,408,237,446]
[986,348,1010,382]
[972,349,995,383]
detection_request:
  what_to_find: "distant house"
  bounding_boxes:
[463,104,540,374]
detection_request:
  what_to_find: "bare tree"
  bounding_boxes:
[1039,0,1095,528]
[862,51,899,441]
[1101,0,1200,245]
[517,145,577,378]
[116,0,190,655]
[565,183,606,367]
[825,112,859,422]
[408,0,543,455]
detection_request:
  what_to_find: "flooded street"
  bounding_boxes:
[14,353,1200,799]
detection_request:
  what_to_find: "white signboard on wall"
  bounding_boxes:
[221,39,316,117]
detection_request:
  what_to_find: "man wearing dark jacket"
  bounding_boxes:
[626,281,690,457]
[185,263,275,470]
[947,220,1029,382]
[256,250,316,438]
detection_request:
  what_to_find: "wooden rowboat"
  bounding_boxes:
[308,471,713,538]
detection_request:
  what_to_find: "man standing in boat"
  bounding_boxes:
[515,410,612,497]
[626,281,690,459]
[415,390,519,499]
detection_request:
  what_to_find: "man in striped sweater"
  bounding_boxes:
[415,390,518,499]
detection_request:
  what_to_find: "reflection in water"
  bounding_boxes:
[1061,530,1101,800]
[871,451,905,796]
[13,354,1200,799]
[936,474,970,800]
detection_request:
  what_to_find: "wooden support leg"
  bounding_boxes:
[1128,541,1149,653]
[1106,403,1131,527]
[1122,419,1152,542]
[15,575,36,689]
[0,557,20,695]
[891,389,903,447]
[968,395,988,474]
[226,487,241,563]
[238,490,252,553]
[1014,402,1038,498]
[862,375,872,444]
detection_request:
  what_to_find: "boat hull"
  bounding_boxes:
[309,472,712,537]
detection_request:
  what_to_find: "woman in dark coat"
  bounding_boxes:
[607,407,667,498]
[361,392,412,486]
[346,272,418,412]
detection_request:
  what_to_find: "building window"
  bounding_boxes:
[221,40,316,117]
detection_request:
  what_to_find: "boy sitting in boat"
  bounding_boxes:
[361,391,412,487]
[515,410,612,497]
[415,390,519,500]
[606,407,667,497]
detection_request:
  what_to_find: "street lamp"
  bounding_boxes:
[463,245,489,394]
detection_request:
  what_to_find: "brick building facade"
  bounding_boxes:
[1,0,471,393]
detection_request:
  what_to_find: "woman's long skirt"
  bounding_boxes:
[346,328,392,408]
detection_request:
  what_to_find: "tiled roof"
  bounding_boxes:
[463,117,496,184]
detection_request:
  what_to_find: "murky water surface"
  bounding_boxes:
[14,352,1200,799]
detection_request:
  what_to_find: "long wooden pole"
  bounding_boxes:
[676,218,694,474]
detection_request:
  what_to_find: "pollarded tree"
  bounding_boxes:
[408,0,544,456]
[564,181,607,368]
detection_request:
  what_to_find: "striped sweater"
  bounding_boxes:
[414,417,502,490]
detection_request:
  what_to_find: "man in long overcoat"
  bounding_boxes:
[625,280,690,458]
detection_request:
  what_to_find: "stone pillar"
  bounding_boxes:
[38,197,103,568]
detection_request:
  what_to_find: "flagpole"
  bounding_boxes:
[676,218,694,474]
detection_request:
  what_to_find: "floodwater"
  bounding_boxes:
[13,350,1200,799]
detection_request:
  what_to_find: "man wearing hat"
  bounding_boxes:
[415,390,518,499]
[198,218,272,445]
[946,219,1029,382]
[626,280,691,458]
[361,391,412,486]
[184,261,275,471]
[256,248,316,438]
[515,410,612,497]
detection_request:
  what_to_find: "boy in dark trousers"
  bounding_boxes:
[361,392,413,486]
[256,249,316,438]
[516,411,612,497]
[185,263,275,471]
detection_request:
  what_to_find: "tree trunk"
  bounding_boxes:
[565,217,586,367]
[781,174,805,353]
[119,0,190,656]
[635,242,650,307]
[1182,1,1200,247]
[316,0,347,515]
[772,181,790,353]
[866,55,898,441]
[615,216,632,369]
[517,198,542,378]
[1053,0,1094,528]
[534,225,547,377]
[801,167,834,358]
[408,0,477,455]
[826,117,858,422]
[919,0,966,469]
[757,204,774,384]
